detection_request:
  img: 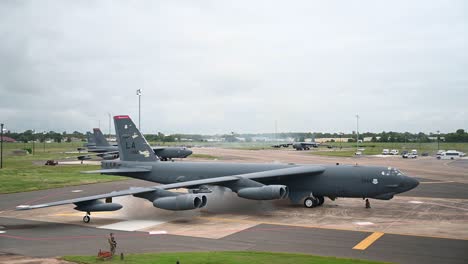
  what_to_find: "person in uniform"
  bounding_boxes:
[108,233,117,255]
[365,198,371,209]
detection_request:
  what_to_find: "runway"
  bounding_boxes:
[1,148,467,263]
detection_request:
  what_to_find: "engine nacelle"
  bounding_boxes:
[101,154,119,160]
[237,185,288,200]
[74,200,122,212]
[153,194,207,211]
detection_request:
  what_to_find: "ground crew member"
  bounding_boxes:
[365,198,371,209]
[108,233,117,255]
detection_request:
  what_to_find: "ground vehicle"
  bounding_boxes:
[411,149,418,155]
[438,150,463,160]
[390,149,399,155]
[382,149,390,155]
[402,152,417,159]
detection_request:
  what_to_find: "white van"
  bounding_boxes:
[382,149,390,155]
[438,150,462,160]
[390,149,399,155]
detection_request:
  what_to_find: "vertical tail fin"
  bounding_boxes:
[113,115,158,162]
[93,128,111,147]
[86,132,96,145]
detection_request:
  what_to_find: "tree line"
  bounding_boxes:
[3,129,468,143]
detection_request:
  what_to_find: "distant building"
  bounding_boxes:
[0,136,16,142]
[428,136,445,141]
[315,138,352,143]
[206,138,224,142]
[363,137,380,142]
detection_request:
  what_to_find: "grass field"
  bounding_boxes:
[0,142,125,194]
[63,251,387,264]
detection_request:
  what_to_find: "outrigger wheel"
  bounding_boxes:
[83,213,91,223]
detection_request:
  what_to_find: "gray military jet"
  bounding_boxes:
[77,132,96,152]
[18,115,418,223]
[78,128,192,161]
[292,141,320,150]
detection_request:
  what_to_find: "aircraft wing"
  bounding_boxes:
[16,165,324,210]
[16,187,155,210]
[158,165,325,189]
[81,167,152,174]
[77,151,120,161]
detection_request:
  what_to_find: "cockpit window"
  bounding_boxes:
[381,167,403,176]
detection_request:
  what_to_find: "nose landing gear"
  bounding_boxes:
[83,212,91,223]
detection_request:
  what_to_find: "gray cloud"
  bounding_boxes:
[0,0,467,134]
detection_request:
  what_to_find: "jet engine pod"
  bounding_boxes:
[77,155,92,161]
[153,194,207,211]
[237,185,289,200]
[101,154,119,160]
[74,200,123,212]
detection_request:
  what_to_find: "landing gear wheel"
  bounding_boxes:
[316,196,324,206]
[304,197,318,208]
[83,215,90,223]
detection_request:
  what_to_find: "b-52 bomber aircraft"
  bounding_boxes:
[78,128,192,161]
[292,141,320,150]
[17,115,419,223]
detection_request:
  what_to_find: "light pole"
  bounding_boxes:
[32,129,35,155]
[108,112,112,138]
[1,123,4,169]
[43,132,46,152]
[136,89,142,131]
[356,114,360,152]
[437,130,440,150]
[340,132,343,150]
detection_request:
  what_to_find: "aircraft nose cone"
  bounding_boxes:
[185,150,193,157]
[405,177,419,190]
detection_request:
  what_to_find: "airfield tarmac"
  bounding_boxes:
[1,148,467,263]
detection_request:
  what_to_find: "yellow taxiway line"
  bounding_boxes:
[353,232,385,250]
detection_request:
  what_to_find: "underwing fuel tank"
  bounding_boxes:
[237,185,289,200]
[74,200,122,212]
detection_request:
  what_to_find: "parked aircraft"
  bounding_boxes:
[78,128,192,161]
[292,142,320,150]
[18,115,419,223]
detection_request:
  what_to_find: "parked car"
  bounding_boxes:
[436,150,445,159]
[402,152,417,159]
[382,149,390,155]
[390,149,399,155]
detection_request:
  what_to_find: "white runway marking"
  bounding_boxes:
[0,231,5,234]
[71,190,83,193]
[354,222,374,226]
[98,220,166,231]
[409,201,424,204]
[149,231,167,235]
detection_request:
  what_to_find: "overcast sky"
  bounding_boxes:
[0,0,466,134]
